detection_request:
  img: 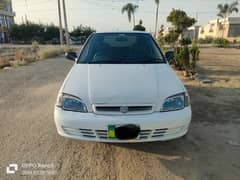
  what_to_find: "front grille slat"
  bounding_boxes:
[153,131,166,134]
[94,105,153,115]
[152,134,164,138]
[79,128,92,131]
[95,130,107,139]
[139,136,148,139]
[140,133,151,135]
[96,130,108,132]
[139,129,152,139]
[155,128,168,131]
[80,131,95,135]
[62,126,96,138]
[99,136,108,139]
[97,133,107,136]
[128,106,152,111]
[141,130,152,132]
[82,135,96,138]
[96,107,120,112]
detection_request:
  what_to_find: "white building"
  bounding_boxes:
[183,26,200,41]
[198,17,240,41]
[162,26,200,41]
[162,27,175,36]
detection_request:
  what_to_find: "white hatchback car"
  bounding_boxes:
[54,32,192,142]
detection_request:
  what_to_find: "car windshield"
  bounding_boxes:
[78,33,165,64]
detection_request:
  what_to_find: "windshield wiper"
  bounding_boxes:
[148,59,165,64]
[88,60,125,64]
[147,58,164,62]
[128,59,164,64]
[87,58,165,64]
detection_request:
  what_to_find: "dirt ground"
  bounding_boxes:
[0,48,239,180]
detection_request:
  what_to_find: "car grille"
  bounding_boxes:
[62,126,185,140]
[93,105,153,115]
[62,127,96,138]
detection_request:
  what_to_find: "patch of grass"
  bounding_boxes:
[0,45,78,70]
[15,49,27,61]
[13,49,37,66]
[37,46,64,60]
[32,41,40,52]
[0,57,11,69]
[37,46,76,60]
[10,60,28,67]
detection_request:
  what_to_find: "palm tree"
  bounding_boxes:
[154,0,160,38]
[121,3,139,28]
[217,1,239,38]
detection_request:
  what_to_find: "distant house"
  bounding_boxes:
[162,27,175,37]
[162,26,200,41]
[198,17,240,41]
[183,26,200,41]
[0,0,15,43]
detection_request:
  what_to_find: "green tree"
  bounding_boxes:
[9,22,95,44]
[133,20,146,31]
[71,25,96,38]
[190,42,200,69]
[43,24,60,41]
[164,31,179,46]
[154,0,160,38]
[181,46,190,70]
[121,3,139,28]
[158,24,164,36]
[217,1,239,38]
[9,22,45,43]
[174,46,190,71]
[167,9,196,43]
[217,1,239,18]
[213,38,230,48]
[157,25,165,48]
[70,25,96,44]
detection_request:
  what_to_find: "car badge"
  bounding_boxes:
[120,106,128,113]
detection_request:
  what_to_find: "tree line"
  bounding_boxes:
[9,22,95,44]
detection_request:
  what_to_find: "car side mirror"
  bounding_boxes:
[65,51,77,61]
[165,51,174,61]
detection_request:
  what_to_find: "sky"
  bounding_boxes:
[11,0,239,32]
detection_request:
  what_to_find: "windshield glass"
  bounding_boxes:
[78,33,165,64]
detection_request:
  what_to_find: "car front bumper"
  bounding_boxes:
[54,107,192,143]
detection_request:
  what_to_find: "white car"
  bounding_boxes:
[54,32,192,143]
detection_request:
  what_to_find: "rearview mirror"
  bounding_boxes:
[165,51,174,61]
[65,51,77,61]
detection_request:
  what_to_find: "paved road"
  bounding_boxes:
[0,51,240,180]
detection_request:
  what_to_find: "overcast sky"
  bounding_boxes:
[12,0,239,32]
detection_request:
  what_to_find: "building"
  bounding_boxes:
[183,26,200,41]
[161,26,200,41]
[0,0,15,43]
[162,27,175,37]
[198,17,240,41]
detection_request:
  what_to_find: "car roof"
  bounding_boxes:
[94,31,150,35]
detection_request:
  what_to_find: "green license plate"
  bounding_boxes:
[108,125,116,139]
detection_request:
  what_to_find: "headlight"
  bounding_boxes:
[56,94,88,112]
[161,93,190,112]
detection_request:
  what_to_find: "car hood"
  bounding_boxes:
[62,64,185,111]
